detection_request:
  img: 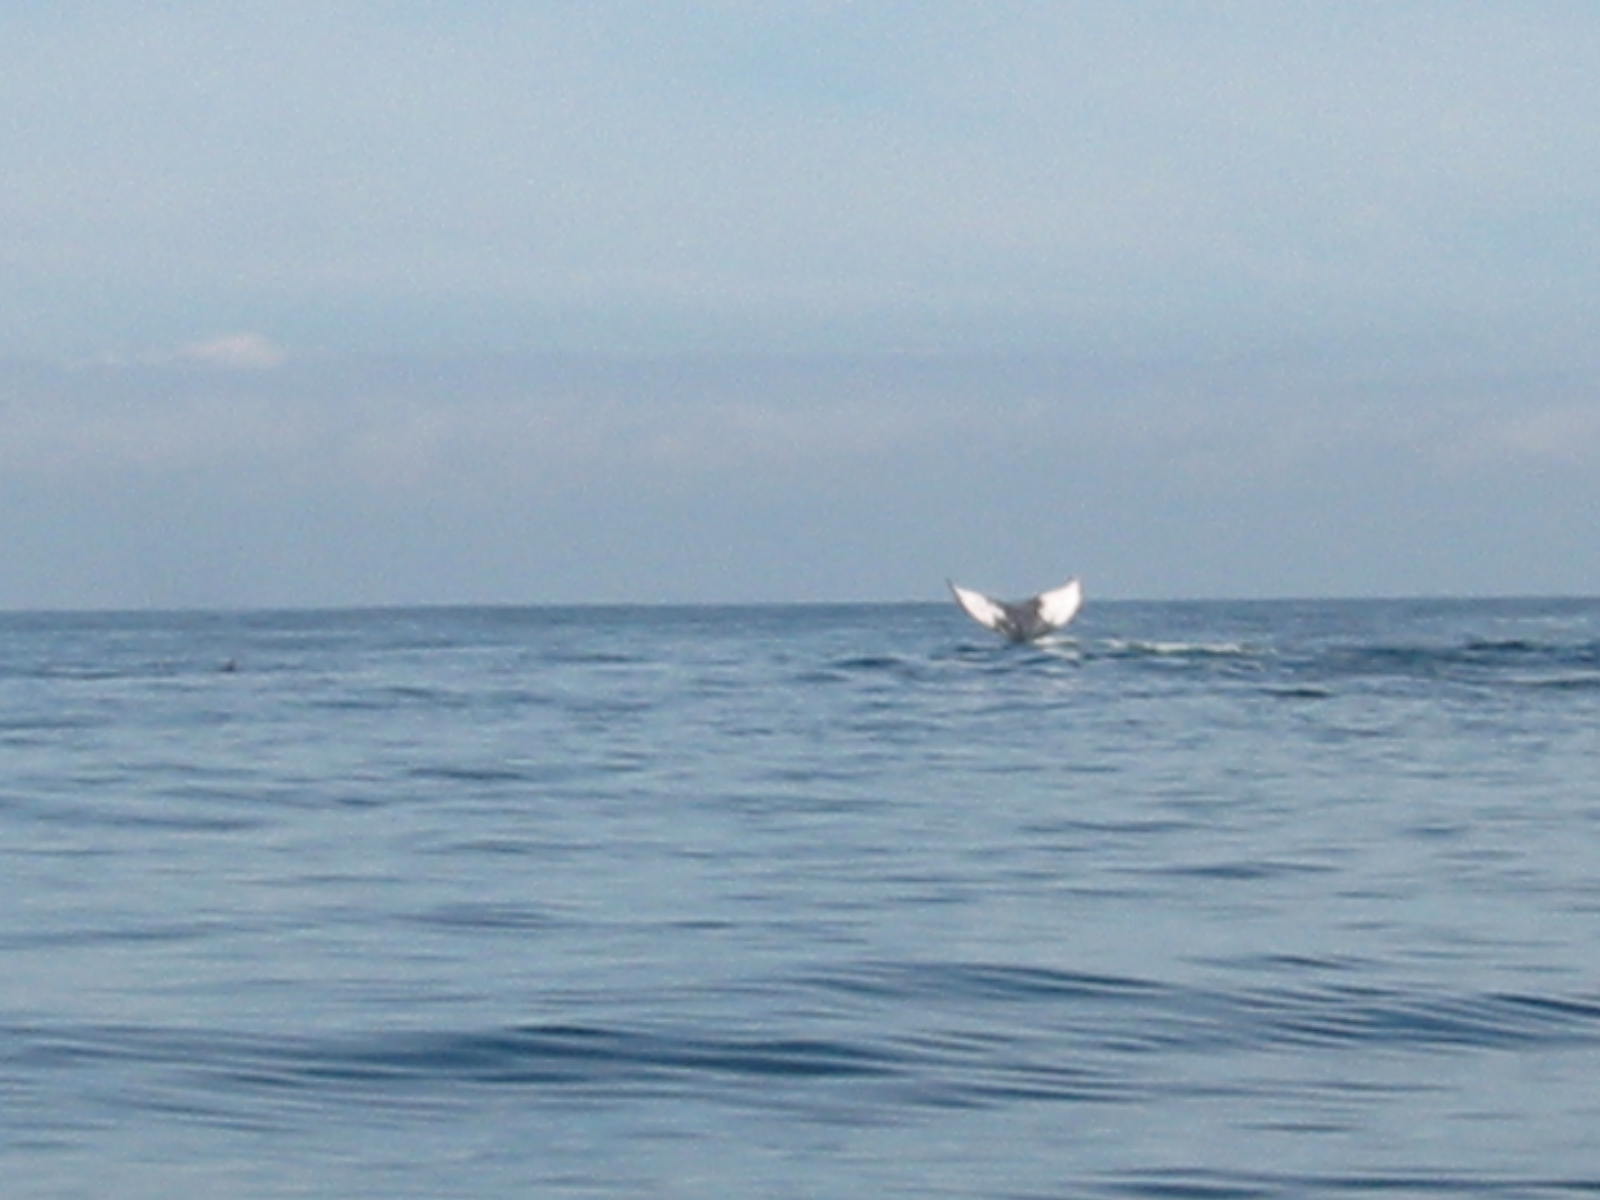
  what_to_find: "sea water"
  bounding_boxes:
[4,597,1600,1198]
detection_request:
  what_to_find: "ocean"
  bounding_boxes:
[4,596,1600,1198]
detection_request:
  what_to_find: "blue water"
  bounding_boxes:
[5,597,1600,1198]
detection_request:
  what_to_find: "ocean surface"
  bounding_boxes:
[5,597,1600,1198]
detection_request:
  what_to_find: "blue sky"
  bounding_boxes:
[5,3,1599,607]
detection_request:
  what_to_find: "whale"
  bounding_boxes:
[948,578,1083,642]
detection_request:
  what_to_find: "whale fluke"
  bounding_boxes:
[948,578,1083,642]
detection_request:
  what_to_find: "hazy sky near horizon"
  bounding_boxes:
[6,3,1599,608]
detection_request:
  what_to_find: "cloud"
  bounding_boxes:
[82,332,292,371]
[171,332,288,369]
[1,345,1597,607]
[1444,404,1600,469]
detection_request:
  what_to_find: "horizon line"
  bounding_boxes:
[3,591,1596,619]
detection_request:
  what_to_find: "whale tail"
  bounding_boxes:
[948,578,1083,642]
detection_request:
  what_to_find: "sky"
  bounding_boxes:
[5,2,1600,608]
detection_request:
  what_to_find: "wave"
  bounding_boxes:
[1320,638,1600,674]
[798,960,1600,1058]
[1077,639,1268,688]
[16,966,1600,1123]
[1099,639,1257,659]
[796,653,933,684]
[1506,672,1600,692]
[1098,1167,1600,1197]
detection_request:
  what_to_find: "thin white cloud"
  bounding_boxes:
[84,332,292,371]
[171,332,288,369]
[1444,404,1600,468]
